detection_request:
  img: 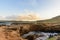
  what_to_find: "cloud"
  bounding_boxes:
[0,0,60,20]
[5,10,41,21]
[0,16,6,20]
[17,14,40,21]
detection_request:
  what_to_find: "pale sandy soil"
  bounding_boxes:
[0,26,27,40]
[0,26,7,40]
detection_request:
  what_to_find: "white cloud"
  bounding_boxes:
[37,0,60,19]
[0,0,60,20]
[0,16,6,20]
[5,10,41,21]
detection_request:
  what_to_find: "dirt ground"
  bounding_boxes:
[0,26,27,40]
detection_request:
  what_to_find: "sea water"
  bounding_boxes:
[22,31,58,40]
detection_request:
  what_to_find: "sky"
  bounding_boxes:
[0,0,60,20]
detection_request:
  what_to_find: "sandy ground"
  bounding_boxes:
[0,26,27,40]
[0,26,7,40]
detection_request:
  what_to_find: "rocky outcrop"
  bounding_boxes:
[0,22,60,40]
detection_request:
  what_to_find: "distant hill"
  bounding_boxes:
[0,15,60,24]
[37,15,60,23]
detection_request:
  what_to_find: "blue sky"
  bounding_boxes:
[0,0,60,19]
